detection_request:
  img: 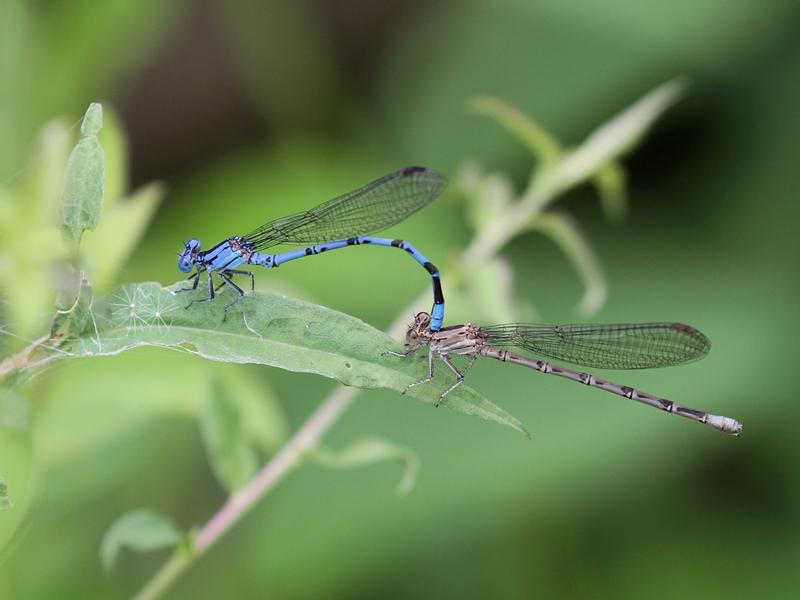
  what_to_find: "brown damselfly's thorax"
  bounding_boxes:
[429,323,485,356]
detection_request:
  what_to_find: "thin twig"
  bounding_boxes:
[0,335,59,380]
[134,384,359,600]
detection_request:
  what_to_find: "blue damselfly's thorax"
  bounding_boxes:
[179,236,258,273]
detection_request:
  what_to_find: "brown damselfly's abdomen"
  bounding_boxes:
[479,345,741,435]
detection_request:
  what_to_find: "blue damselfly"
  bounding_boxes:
[177,167,447,329]
[392,312,742,435]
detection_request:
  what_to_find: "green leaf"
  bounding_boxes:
[468,96,562,163]
[308,436,420,496]
[539,79,686,203]
[33,282,528,437]
[528,212,607,318]
[61,102,105,243]
[201,380,259,493]
[95,105,129,211]
[217,366,288,454]
[0,387,29,431]
[80,102,103,136]
[0,475,11,510]
[592,161,628,224]
[100,509,183,573]
[585,80,685,157]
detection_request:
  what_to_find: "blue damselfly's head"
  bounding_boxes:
[178,238,202,273]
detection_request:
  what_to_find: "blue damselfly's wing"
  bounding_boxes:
[243,167,446,250]
[478,322,710,369]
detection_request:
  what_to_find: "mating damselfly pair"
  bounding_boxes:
[176,167,742,436]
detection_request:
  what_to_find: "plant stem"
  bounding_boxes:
[195,383,356,553]
[135,384,358,600]
[133,550,191,600]
[0,335,56,380]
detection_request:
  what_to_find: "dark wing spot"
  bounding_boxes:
[403,166,426,176]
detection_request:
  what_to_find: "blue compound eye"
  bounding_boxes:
[178,255,193,273]
[178,239,201,272]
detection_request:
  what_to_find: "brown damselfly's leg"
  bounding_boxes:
[401,346,436,395]
[435,355,478,406]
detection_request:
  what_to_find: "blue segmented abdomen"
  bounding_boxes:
[430,302,445,331]
[250,239,352,267]
[244,236,445,331]
[273,239,350,266]
[356,237,445,331]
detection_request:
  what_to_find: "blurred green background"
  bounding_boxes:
[1,0,798,598]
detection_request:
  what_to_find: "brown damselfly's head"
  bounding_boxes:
[406,312,432,344]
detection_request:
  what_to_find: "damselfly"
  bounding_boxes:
[177,167,447,329]
[391,312,742,435]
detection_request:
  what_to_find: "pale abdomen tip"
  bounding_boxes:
[707,414,743,436]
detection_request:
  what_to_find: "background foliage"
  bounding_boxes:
[1,0,798,598]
